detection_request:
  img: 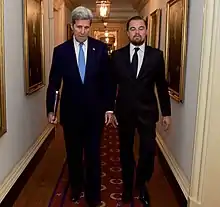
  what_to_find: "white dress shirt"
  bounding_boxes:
[106,42,146,114]
[73,36,88,65]
[130,42,145,77]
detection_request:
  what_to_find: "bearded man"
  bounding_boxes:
[108,16,172,206]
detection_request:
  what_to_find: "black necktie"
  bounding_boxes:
[131,47,140,77]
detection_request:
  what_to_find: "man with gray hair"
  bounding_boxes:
[46,6,114,207]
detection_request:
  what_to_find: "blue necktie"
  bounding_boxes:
[78,43,86,83]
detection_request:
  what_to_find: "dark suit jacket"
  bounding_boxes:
[110,44,171,125]
[46,37,112,125]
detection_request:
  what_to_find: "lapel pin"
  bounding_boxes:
[93,48,95,51]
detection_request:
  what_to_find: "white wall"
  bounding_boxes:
[65,6,72,27]
[0,0,51,185]
[54,3,72,46]
[64,5,72,41]
[188,0,220,205]
[140,0,205,181]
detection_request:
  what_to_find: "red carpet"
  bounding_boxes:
[48,127,143,207]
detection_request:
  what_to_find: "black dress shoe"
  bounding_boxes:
[71,191,82,203]
[84,192,101,207]
[86,200,101,207]
[139,187,150,206]
[71,195,80,203]
[71,196,80,203]
[122,190,133,204]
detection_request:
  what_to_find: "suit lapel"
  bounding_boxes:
[122,45,134,78]
[137,45,149,79]
[84,37,96,83]
[70,38,78,68]
[68,39,83,81]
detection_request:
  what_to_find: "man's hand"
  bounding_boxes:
[105,112,118,128]
[162,116,171,131]
[48,112,57,124]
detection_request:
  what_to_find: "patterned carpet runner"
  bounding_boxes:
[48,127,142,207]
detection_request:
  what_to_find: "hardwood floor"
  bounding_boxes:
[13,127,65,207]
[13,126,180,207]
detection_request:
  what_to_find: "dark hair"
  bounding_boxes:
[126,16,147,31]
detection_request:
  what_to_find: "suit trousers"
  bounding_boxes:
[118,117,156,192]
[62,114,104,203]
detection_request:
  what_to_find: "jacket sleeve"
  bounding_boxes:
[107,51,118,112]
[46,47,62,115]
[101,45,117,112]
[155,51,171,116]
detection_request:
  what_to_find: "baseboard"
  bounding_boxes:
[187,197,201,207]
[156,131,189,207]
[0,124,55,206]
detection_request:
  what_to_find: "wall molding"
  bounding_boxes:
[132,0,149,12]
[188,0,220,206]
[48,0,54,19]
[156,132,190,198]
[91,7,138,22]
[188,198,201,207]
[92,19,127,23]
[0,124,55,204]
[64,0,78,11]
[53,0,64,11]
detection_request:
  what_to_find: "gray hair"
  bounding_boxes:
[71,6,93,23]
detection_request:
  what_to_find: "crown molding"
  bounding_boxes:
[90,6,138,22]
[132,0,149,12]
[64,0,79,11]
[53,0,78,11]
[92,18,127,24]
[53,0,64,10]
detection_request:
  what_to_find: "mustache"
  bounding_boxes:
[134,34,141,38]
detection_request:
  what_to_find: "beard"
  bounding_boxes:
[130,35,145,46]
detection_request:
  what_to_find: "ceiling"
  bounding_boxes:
[78,0,134,8]
[76,0,138,22]
[62,0,148,21]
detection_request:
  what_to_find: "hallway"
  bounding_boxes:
[13,126,179,207]
[1,0,220,206]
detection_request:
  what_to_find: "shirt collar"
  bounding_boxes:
[130,42,145,52]
[73,36,88,47]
